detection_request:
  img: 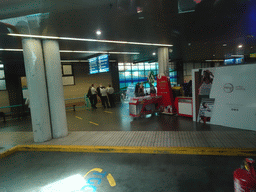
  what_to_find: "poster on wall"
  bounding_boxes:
[209,64,256,131]
[198,69,215,96]
[63,65,73,75]
[197,98,215,123]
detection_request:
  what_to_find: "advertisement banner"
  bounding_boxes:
[197,98,215,123]
[209,64,256,131]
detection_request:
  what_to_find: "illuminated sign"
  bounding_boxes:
[89,57,98,74]
[89,55,109,74]
[98,54,109,73]
[250,53,256,58]
[224,58,243,65]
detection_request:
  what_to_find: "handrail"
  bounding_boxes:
[0,104,23,109]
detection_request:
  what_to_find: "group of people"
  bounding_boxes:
[135,83,145,97]
[87,84,115,109]
[134,82,156,97]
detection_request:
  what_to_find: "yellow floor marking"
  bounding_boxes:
[104,111,113,114]
[83,168,103,178]
[89,121,99,126]
[75,116,83,120]
[2,145,256,157]
[107,173,116,187]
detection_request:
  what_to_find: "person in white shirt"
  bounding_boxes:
[90,84,98,109]
[107,84,115,108]
[100,86,110,108]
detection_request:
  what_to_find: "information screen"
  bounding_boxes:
[89,57,99,74]
[98,54,109,73]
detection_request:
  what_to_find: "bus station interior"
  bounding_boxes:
[1,0,256,191]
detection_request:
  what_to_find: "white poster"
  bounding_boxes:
[210,64,256,131]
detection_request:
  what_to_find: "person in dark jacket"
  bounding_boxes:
[135,83,140,97]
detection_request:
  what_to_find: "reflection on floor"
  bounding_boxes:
[0,102,255,153]
[0,151,247,192]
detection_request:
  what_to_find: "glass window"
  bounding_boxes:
[0,70,5,79]
[124,65,132,71]
[132,64,138,70]
[0,80,6,90]
[150,63,156,70]
[118,65,124,71]
[145,63,150,70]
[120,83,126,89]
[119,72,125,82]
[138,63,144,70]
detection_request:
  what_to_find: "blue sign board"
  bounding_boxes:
[98,54,109,73]
[89,57,99,74]
[224,58,244,65]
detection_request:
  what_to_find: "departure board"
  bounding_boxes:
[98,54,109,73]
[89,57,99,74]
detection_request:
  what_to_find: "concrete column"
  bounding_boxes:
[158,47,169,76]
[42,40,68,138]
[22,38,52,142]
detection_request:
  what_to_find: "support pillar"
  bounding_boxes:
[158,47,169,76]
[43,40,68,138]
[22,38,52,142]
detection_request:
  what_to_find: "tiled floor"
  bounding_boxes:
[0,102,256,153]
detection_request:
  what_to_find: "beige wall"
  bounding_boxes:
[0,90,10,113]
[63,63,113,104]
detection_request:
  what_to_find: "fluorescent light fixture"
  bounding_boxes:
[0,48,23,51]
[60,50,140,54]
[223,44,227,46]
[238,45,243,48]
[96,30,102,35]
[0,64,4,68]
[40,174,87,192]
[0,49,140,55]
[205,59,224,62]
[231,55,244,57]
[152,52,156,55]
[8,33,173,47]
[61,60,88,62]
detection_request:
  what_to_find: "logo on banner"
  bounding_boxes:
[223,83,234,93]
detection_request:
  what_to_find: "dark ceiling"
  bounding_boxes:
[0,0,256,63]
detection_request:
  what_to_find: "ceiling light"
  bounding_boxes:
[8,33,173,47]
[223,44,227,47]
[0,48,140,55]
[205,59,224,62]
[0,48,23,51]
[231,55,244,57]
[238,45,243,48]
[96,30,102,35]
[152,52,156,56]
[61,60,88,62]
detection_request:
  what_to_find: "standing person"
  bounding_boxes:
[97,84,103,104]
[90,84,98,109]
[138,82,145,96]
[107,84,115,108]
[100,86,110,109]
[135,82,140,97]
